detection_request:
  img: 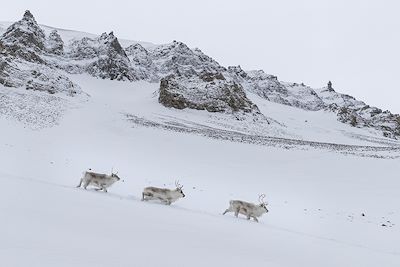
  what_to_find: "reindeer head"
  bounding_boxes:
[258,194,269,213]
[175,180,185,198]
[111,172,121,181]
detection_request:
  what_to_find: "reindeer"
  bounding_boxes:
[223,194,269,222]
[142,180,185,205]
[76,170,122,192]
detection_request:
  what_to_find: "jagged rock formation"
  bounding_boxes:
[159,72,259,114]
[68,32,139,81]
[0,11,399,138]
[0,10,45,63]
[153,42,259,115]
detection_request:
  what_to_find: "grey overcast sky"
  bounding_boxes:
[1,0,399,113]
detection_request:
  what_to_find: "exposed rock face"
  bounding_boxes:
[159,72,259,114]
[46,30,64,55]
[152,43,260,114]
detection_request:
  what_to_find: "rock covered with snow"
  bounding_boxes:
[125,43,158,81]
[0,10,46,63]
[0,11,81,95]
[316,84,400,138]
[159,71,259,114]
[68,32,140,81]
[150,41,224,76]
[150,42,262,115]
[228,66,324,111]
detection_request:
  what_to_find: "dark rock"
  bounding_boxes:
[327,81,334,92]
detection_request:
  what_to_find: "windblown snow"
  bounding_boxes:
[1,11,400,267]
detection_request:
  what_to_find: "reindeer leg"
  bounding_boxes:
[247,215,251,220]
[83,182,89,190]
[253,217,259,223]
[234,208,240,218]
[76,178,83,188]
[103,188,107,193]
[222,209,230,215]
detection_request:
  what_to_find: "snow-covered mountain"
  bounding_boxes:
[1,11,399,140]
[1,11,400,267]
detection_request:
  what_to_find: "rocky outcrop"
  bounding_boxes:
[159,72,259,114]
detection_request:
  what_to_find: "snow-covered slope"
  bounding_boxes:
[1,76,399,267]
[1,11,400,267]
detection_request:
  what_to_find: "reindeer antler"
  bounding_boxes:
[175,180,183,189]
[258,194,267,205]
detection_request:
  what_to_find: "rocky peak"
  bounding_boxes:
[99,31,126,57]
[23,10,35,21]
[68,31,126,59]
[1,10,45,51]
